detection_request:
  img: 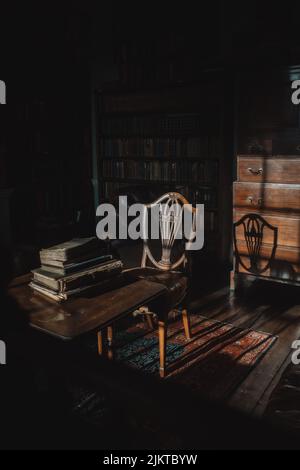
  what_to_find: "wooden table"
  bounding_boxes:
[8,274,168,374]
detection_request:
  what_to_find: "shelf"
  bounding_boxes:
[99,177,217,188]
[99,132,216,138]
[101,156,219,162]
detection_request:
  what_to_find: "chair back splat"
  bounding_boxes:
[141,192,197,272]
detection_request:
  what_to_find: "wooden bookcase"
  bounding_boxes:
[93,75,232,263]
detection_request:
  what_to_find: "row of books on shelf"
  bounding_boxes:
[101,137,221,159]
[30,237,123,302]
[101,115,212,136]
[102,182,218,212]
[101,159,218,184]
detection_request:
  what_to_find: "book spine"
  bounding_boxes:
[59,261,123,292]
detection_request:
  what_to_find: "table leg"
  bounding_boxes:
[158,313,168,378]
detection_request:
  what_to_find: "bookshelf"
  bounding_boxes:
[93,77,231,262]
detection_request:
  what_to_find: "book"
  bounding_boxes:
[29,275,122,302]
[29,282,64,301]
[41,254,114,275]
[32,259,123,293]
[40,237,105,263]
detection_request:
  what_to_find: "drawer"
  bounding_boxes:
[234,211,300,248]
[237,156,300,184]
[235,239,300,266]
[235,239,300,283]
[233,182,300,214]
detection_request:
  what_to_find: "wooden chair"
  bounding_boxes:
[124,191,198,377]
[97,192,198,377]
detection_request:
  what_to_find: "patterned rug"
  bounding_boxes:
[66,313,277,439]
[111,314,277,402]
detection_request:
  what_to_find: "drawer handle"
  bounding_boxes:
[248,167,263,175]
[247,196,263,207]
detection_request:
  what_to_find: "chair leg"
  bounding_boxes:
[97,330,104,355]
[182,308,191,340]
[158,314,168,378]
[145,313,155,330]
[107,325,114,360]
[138,306,155,330]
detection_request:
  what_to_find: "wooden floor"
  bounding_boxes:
[189,278,300,417]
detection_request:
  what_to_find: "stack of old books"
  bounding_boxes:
[30,237,123,301]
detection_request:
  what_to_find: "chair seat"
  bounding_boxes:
[125,267,188,309]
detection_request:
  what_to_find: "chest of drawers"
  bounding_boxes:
[232,155,300,288]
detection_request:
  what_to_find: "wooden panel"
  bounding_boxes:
[233,182,300,214]
[234,211,300,249]
[244,80,299,130]
[238,156,300,184]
